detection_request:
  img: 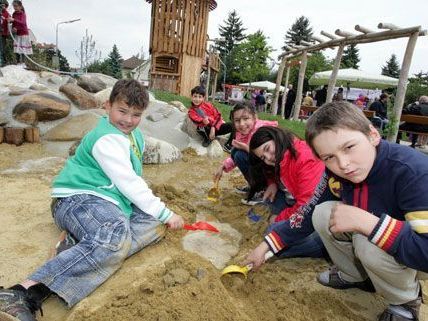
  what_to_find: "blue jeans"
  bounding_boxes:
[265,190,325,258]
[29,194,165,307]
[231,148,249,181]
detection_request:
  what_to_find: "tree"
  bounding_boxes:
[405,71,428,106]
[105,44,123,79]
[381,54,400,78]
[26,46,70,72]
[340,44,360,69]
[283,16,313,49]
[75,29,101,72]
[231,30,272,83]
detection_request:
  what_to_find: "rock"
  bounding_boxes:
[180,116,200,140]
[59,83,99,110]
[0,65,37,89]
[146,105,173,122]
[30,83,49,91]
[94,87,112,106]
[77,74,107,93]
[207,140,224,158]
[163,268,190,287]
[195,268,207,281]
[169,100,187,112]
[13,93,71,125]
[0,112,8,126]
[48,75,64,85]
[44,113,100,141]
[40,71,57,78]
[143,136,181,164]
[68,140,81,156]
[90,73,117,88]
[9,89,30,96]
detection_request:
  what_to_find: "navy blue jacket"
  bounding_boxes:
[265,140,428,272]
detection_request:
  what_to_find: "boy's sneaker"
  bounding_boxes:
[317,266,375,292]
[0,288,38,321]
[378,292,422,321]
[235,185,250,194]
[241,192,265,206]
[222,143,232,154]
[202,138,212,147]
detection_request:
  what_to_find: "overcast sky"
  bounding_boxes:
[23,0,428,76]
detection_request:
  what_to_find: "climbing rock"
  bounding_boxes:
[44,113,100,141]
[77,74,107,93]
[59,83,99,110]
[143,136,181,164]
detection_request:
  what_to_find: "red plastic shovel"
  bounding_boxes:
[183,221,220,233]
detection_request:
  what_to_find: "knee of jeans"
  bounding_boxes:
[94,218,130,253]
[312,201,337,236]
[232,150,248,162]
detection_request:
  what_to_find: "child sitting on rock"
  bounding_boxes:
[0,79,184,321]
[187,85,233,150]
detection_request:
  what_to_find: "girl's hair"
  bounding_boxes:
[229,101,256,123]
[248,126,297,197]
[12,0,24,11]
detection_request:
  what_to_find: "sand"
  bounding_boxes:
[0,143,426,321]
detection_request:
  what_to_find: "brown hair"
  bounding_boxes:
[109,79,149,111]
[305,101,372,157]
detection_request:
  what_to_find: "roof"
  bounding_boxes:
[144,0,217,10]
[121,56,145,69]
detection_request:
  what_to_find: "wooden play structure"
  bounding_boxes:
[144,0,218,96]
[273,23,427,142]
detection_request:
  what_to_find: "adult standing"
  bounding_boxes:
[369,93,389,129]
[315,85,327,107]
[1,0,10,66]
[255,89,266,113]
[284,84,296,119]
[7,0,32,65]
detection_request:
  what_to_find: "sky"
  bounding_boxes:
[22,0,428,76]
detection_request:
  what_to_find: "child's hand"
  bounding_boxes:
[202,117,210,125]
[263,183,278,202]
[209,127,216,140]
[213,165,224,181]
[329,203,379,236]
[166,213,184,230]
[231,140,249,152]
[242,242,270,271]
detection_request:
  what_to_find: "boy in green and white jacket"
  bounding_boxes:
[0,79,184,321]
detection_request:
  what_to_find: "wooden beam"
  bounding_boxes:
[281,66,290,118]
[335,29,356,37]
[378,23,399,30]
[311,36,325,43]
[272,58,286,115]
[326,44,345,103]
[320,31,338,40]
[387,31,420,142]
[355,25,374,34]
[300,40,314,46]
[292,51,308,121]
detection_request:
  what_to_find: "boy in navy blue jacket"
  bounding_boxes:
[244,101,428,321]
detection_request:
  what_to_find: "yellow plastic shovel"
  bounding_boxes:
[221,251,274,278]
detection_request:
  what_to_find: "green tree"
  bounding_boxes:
[381,54,400,78]
[105,44,123,79]
[45,49,71,72]
[231,30,272,83]
[87,60,110,74]
[340,44,360,69]
[405,71,428,106]
[216,10,246,85]
[26,46,70,72]
[283,16,313,49]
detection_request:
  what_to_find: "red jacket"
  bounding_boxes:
[12,10,28,36]
[1,9,10,36]
[188,101,224,130]
[274,139,325,222]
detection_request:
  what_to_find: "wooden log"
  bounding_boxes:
[24,127,40,143]
[326,44,345,103]
[355,25,374,34]
[281,66,290,118]
[292,51,308,121]
[335,29,356,37]
[300,40,314,46]
[0,127,4,143]
[272,58,287,115]
[321,31,338,40]
[387,31,420,142]
[378,23,399,30]
[311,36,325,43]
[5,127,25,146]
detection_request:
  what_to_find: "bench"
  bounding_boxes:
[299,106,375,121]
[398,114,428,136]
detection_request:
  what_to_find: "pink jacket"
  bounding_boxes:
[222,119,278,172]
[274,139,325,222]
[12,10,28,36]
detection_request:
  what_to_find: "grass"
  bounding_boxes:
[152,90,306,138]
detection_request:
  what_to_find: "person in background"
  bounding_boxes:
[333,87,344,101]
[255,89,266,113]
[7,0,32,65]
[1,0,10,66]
[284,84,296,118]
[315,85,328,107]
[369,93,389,130]
[302,91,314,107]
[398,95,428,148]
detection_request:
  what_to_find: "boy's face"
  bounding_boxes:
[191,93,204,106]
[105,100,143,135]
[312,126,380,184]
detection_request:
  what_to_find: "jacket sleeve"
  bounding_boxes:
[222,157,235,172]
[211,104,223,127]
[188,108,204,126]
[367,172,428,272]
[265,172,338,254]
[12,12,26,28]
[274,157,325,222]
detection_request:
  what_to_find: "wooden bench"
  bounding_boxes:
[398,114,428,137]
[299,106,375,120]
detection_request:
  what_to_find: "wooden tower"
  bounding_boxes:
[145,0,217,96]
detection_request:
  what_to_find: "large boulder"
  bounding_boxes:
[59,83,99,110]
[90,73,117,88]
[44,113,100,141]
[143,136,182,164]
[94,87,112,106]
[13,93,71,125]
[77,74,107,93]
[180,116,199,140]
[169,100,187,112]
[0,65,38,90]
[0,111,8,126]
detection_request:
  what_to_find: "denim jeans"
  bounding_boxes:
[231,148,249,181]
[265,190,325,258]
[29,194,165,307]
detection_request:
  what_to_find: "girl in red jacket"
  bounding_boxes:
[248,126,326,258]
[7,0,32,65]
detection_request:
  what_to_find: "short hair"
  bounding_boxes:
[109,79,149,111]
[380,93,388,100]
[305,101,372,157]
[419,96,428,104]
[191,85,206,96]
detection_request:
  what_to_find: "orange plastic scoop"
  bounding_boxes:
[183,221,219,233]
[207,178,220,202]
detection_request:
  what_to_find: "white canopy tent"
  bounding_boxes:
[239,81,285,91]
[309,68,399,90]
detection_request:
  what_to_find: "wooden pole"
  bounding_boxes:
[206,50,211,100]
[326,44,345,103]
[211,72,217,101]
[387,31,419,142]
[292,51,308,121]
[281,66,290,118]
[272,58,286,115]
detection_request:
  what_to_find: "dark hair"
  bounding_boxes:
[191,85,206,96]
[247,126,297,197]
[305,101,372,157]
[109,79,149,111]
[12,0,23,11]
[229,101,256,124]
[380,93,388,100]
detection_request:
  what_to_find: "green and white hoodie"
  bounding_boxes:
[52,116,173,222]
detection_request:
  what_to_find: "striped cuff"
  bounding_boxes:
[157,207,173,223]
[264,231,287,254]
[368,214,404,253]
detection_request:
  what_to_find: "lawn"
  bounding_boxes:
[152,90,306,138]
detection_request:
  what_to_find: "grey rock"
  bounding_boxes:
[59,83,99,110]
[77,74,107,93]
[44,113,100,141]
[143,136,181,164]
